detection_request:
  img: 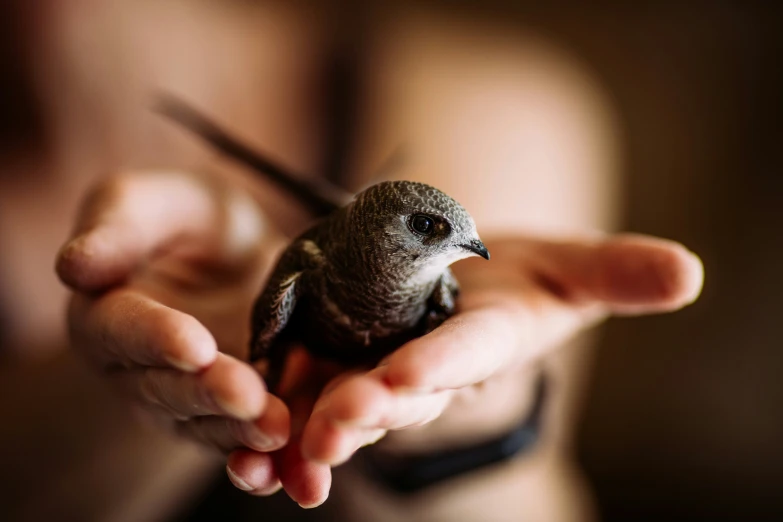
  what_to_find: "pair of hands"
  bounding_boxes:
[56,170,703,508]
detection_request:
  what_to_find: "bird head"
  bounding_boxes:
[350,181,489,278]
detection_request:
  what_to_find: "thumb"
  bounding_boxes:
[56,170,267,291]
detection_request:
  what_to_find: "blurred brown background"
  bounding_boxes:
[1,2,781,521]
[551,6,783,521]
[441,5,783,520]
[509,5,783,521]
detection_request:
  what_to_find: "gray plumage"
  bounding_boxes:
[155,96,489,390]
[250,181,488,385]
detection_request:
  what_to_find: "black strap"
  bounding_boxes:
[358,372,549,494]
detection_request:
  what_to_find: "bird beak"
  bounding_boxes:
[462,239,490,260]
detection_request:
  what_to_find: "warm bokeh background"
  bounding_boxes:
[514,5,782,521]
[1,2,780,521]
[509,6,783,520]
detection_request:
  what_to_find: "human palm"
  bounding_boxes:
[58,170,703,508]
[58,171,292,458]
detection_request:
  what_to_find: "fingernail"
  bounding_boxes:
[64,231,109,264]
[55,235,93,283]
[243,423,277,451]
[61,233,90,254]
[163,341,215,373]
[254,481,283,497]
[226,466,254,492]
[329,451,355,467]
[362,429,386,447]
[312,394,331,415]
[56,238,78,265]
[298,498,326,509]
[212,392,250,420]
[163,353,200,372]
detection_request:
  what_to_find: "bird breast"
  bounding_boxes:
[298,265,435,357]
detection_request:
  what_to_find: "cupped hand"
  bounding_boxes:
[249,232,703,504]
[58,174,704,510]
[56,170,296,497]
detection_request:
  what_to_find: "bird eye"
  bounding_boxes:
[410,214,435,235]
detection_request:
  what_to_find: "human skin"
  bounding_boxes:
[57,171,703,510]
[57,56,703,519]
[51,5,705,520]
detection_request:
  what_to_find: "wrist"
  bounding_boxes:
[378,365,542,456]
[358,372,549,493]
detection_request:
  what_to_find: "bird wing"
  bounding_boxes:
[432,267,460,313]
[425,268,461,332]
[249,239,324,362]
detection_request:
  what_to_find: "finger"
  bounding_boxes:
[300,414,386,466]
[177,393,290,453]
[226,450,282,496]
[316,371,452,430]
[56,171,264,290]
[124,353,266,420]
[274,439,332,509]
[303,373,450,464]
[68,289,217,371]
[519,233,704,313]
[275,345,355,434]
[387,234,704,392]
[384,293,589,392]
[266,348,333,507]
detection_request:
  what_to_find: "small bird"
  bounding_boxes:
[157,97,547,488]
[250,180,489,385]
[155,96,489,390]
